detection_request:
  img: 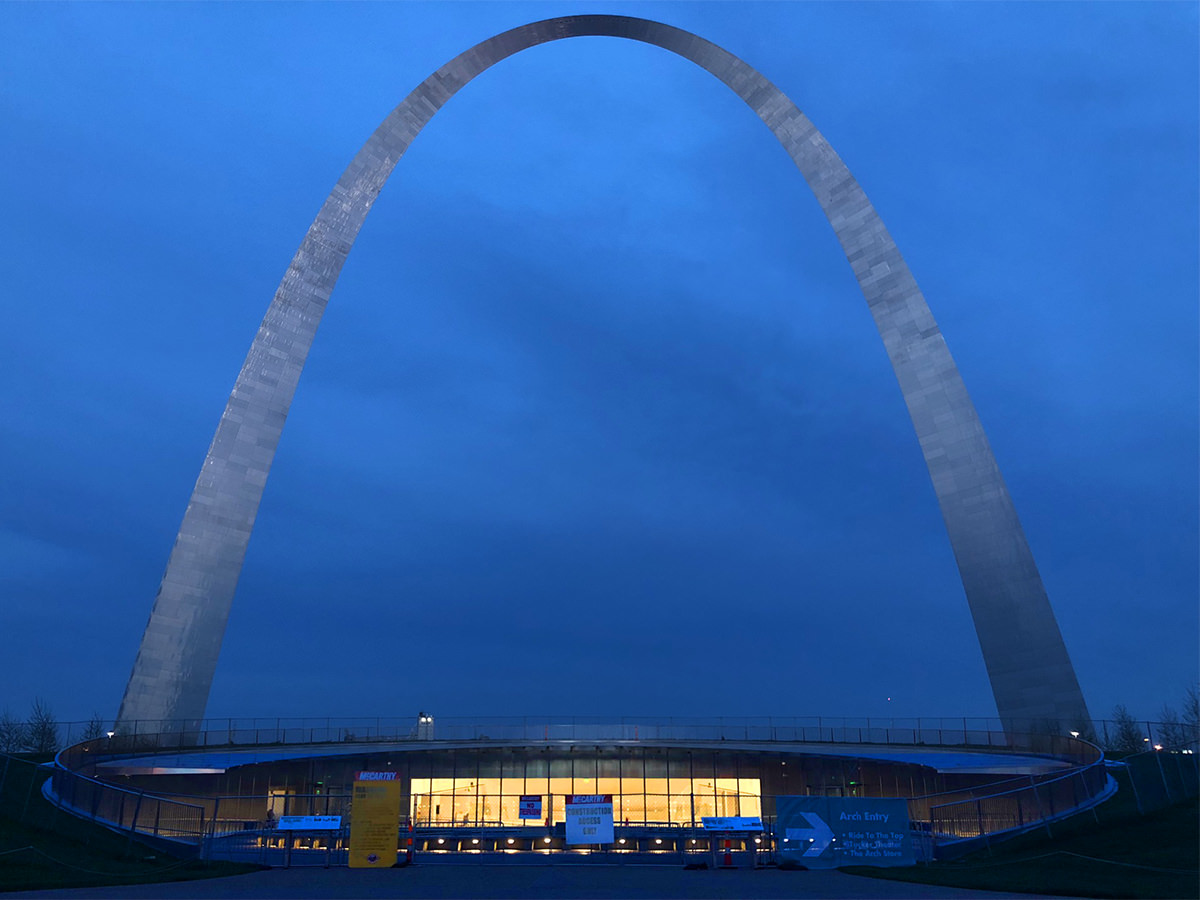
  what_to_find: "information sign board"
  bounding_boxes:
[775,796,914,868]
[700,816,763,832]
[564,794,614,845]
[518,795,543,820]
[277,815,341,831]
[349,772,402,867]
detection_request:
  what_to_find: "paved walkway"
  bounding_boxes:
[8,864,1075,899]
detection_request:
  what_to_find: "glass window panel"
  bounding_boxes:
[690,753,715,780]
[500,778,525,797]
[693,794,717,819]
[644,755,667,778]
[524,777,549,797]
[668,774,692,794]
[667,751,691,778]
[525,757,548,778]
[501,755,524,779]
[499,794,521,826]
[573,757,597,780]
[596,777,620,794]
[598,757,621,779]
[455,797,477,825]
[619,775,644,796]
[715,777,739,795]
[669,794,693,825]
[549,759,571,779]
[620,793,646,825]
[479,792,499,824]
[644,793,669,823]
[549,776,572,799]
[644,777,667,796]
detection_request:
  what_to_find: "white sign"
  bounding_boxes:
[277,815,342,831]
[701,816,763,832]
[564,794,614,845]
[518,795,543,820]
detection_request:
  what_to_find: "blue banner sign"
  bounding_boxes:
[775,796,914,868]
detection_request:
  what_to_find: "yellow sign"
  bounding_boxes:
[348,771,402,868]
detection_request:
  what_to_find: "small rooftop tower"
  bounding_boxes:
[415,712,434,740]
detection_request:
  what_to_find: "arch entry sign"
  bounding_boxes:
[776,796,915,868]
[116,15,1090,736]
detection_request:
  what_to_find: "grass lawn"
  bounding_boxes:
[844,776,1199,899]
[0,754,260,893]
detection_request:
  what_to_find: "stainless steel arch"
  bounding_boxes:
[117,14,1090,734]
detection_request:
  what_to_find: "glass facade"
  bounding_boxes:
[114,743,949,835]
[409,776,760,826]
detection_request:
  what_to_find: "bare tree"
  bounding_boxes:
[1156,705,1188,749]
[81,712,107,742]
[0,708,26,752]
[1108,704,1146,755]
[1184,684,1200,743]
[25,698,59,754]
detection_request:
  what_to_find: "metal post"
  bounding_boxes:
[1153,749,1175,805]
[124,792,145,858]
[1125,762,1145,815]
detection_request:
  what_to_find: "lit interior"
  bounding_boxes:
[409,777,760,826]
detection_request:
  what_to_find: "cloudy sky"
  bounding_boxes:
[1,1,1195,728]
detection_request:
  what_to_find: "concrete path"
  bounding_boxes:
[7,864,1076,899]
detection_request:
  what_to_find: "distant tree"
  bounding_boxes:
[25,698,60,754]
[1184,684,1200,743]
[81,713,106,742]
[1156,705,1188,749]
[0,709,26,752]
[1108,704,1146,755]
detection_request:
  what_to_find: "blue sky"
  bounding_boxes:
[1,1,1196,726]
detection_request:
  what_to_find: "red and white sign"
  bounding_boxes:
[518,795,543,820]
[565,794,614,845]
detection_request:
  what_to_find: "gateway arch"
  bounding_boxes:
[117,15,1090,734]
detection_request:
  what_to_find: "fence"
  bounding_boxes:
[18,713,1197,752]
[55,719,1111,772]
[0,751,208,853]
[1122,746,1199,815]
[927,758,1108,845]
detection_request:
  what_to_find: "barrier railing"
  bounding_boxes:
[57,720,1103,772]
[48,723,1108,857]
[928,756,1109,848]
